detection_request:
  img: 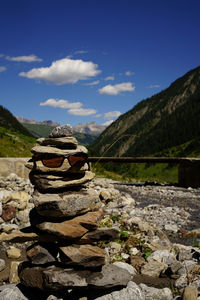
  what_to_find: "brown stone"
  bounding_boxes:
[26,244,56,264]
[2,205,16,221]
[59,244,106,267]
[183,285,198,300]
[80,228,120,243]
[19,264,46,290]
[9,261,21,284]
[130,256,146,272]
[37,211,103,240]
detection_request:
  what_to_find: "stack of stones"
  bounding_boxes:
[18,125,131,297]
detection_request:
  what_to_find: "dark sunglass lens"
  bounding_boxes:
[42,156,64,168]
[68,155,86,166]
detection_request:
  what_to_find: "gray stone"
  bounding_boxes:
[49,124,73,137]
[30,170,95,191]
[177,260,197,275]
[113,262,137,276]
[33,189,100,218]
[37,136,78,148]
[139,283,173,300]
[0,284,28,300]
[141,259,168,277]
[175,275,188,289]
[31,144,87,156]
[43,266,90,290]
[88,264,132,288]
[147,250,176,265]
[164,223,178,233]
[95,281,145,300]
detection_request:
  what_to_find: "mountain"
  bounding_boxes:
[16,116,60,127]
[0,106,34,137]
[0,105,36,157]
[90,66,200,158]
[21,123,98,146]
[73,121,107,135]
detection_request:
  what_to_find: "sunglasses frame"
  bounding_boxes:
[29,152,90,169]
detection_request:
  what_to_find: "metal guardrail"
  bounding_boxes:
[88,156,200,188]
[88,157,200,164]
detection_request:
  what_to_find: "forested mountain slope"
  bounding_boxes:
[90,66,200,157]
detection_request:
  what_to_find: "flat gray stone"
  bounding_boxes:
[88,264,132,288]
[0,284,28,300]
[31,144,87,155]
[141,259,167,277]
[95,281,145,300]
[139,283,173,300]
[37,136,78,148]
[33,189,100,218]
[30,171,95,191]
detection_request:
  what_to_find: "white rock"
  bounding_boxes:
[164,223,178,233]
[141,259,168,277]
[113,262,137,276]
[129,247,140,255]
[147,250,176,265]
[139,283,173,300]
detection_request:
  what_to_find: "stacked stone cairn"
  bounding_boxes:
[18,125,131,298]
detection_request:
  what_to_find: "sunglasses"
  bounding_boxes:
[29,152,89,169]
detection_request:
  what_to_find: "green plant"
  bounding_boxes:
[111,215,121,223]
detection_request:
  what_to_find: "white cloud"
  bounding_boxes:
[147,84,160,89]
[0,54,4,58]
[6,55,42,62]
[104,111,121,120]
[0,66,6,72]
[68,108,97,116]
[40,98,97,117]
[84,80,100,86]
[40,98,82,109]
[125,71,134,76]
[19,57,101,85]
[74,50,88,54]
[102,120,114,126]
[93,114,102,118]
[105,75,115,81]
[99,82,135,95]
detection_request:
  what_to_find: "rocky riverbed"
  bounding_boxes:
[0,174,200,300]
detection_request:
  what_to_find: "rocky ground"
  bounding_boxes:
[0,174,200,299]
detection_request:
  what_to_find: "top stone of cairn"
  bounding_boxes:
[49,124,73,138]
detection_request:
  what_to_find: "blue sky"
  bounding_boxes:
[0,0,200,126]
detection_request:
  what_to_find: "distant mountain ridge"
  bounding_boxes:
[17,118,106,135]
[73,121,107,135]
[16,116,60,127]
[90,66,200,157]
